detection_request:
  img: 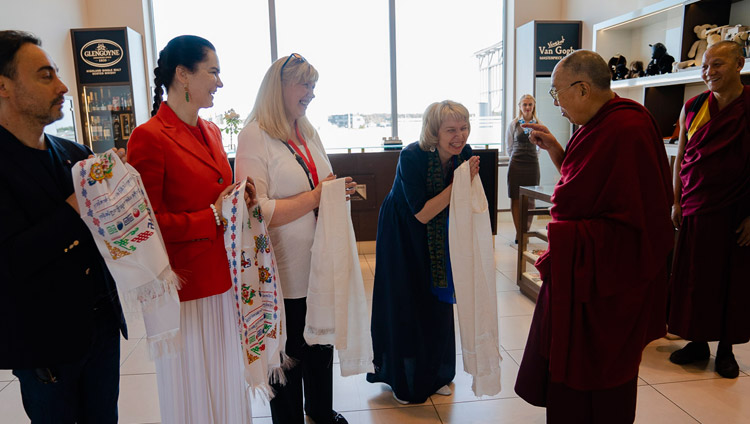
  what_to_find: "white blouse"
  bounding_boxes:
[234,121,333,299]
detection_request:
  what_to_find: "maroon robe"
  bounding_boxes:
[515,97,674,414]
[668,86,750,344]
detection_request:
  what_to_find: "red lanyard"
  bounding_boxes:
[287,124,319,187]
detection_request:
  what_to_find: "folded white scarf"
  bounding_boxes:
[449,161,502,397]
[222,185,287,398]
[304,178,374,376]
[73,152,180,359]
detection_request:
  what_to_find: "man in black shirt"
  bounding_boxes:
[0,30,126,423]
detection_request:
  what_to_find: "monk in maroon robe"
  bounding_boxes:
[668,41,750,379]
[514,50,674,423]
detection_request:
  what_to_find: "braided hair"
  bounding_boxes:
[152,35,215,116]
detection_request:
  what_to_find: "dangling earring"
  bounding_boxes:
[429,146,436,152]
[184,84,190,103]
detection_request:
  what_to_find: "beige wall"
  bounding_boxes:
[0,0,154,140]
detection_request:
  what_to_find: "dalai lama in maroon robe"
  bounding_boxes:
[667,41,750,379]
[514,50,674,423]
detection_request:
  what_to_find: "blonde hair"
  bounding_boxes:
[246,54,319,141]
[418,100,471,151]
[516,94,540,123]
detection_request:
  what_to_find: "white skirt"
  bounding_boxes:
[155,288,252,424]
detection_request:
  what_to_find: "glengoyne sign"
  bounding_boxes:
[535,22,581,76]
[72,29,130,84]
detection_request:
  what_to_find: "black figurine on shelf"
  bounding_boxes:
[646,42,675,75]
[627,61,646,78]
[608,54,629,80]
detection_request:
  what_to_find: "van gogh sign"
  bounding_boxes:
[72,29,131,84]
[535,22,581,76]
[80,40,123,67]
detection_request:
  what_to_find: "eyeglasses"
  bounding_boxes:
[280,53,306,74]
[549,80,584,101]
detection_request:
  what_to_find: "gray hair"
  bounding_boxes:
[418,100,471,151]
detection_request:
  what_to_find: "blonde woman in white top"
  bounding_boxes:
[235,53,354,424]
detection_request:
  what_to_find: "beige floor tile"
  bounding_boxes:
[120,336,143,366]
[435,397,546,424]
[496,270,518,292]
[332,365,426,411]
[123,313,147,340]
[250,392,272,418]
[634,385,699,423]
[360,259,374,280]
[328,406,442,424]
[0,382,29,424]
[120,338,157,375]
[118,373,161,424]
[431,353,519,405]
[653,376,750,424]
[639,342,722,385]
[364,254,376,271]
[0,369,14,382]
[499,315,533,351]
[506,349,524,366]
[496,291,536,317]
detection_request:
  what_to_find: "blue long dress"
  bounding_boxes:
[366,141,472,403]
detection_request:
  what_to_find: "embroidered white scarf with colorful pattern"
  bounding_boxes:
[72,152,181,359]
[222,184,287,398]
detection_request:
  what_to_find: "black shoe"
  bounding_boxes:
[669,341,710,365]
[308,410,348,424]
[715,352,740,379]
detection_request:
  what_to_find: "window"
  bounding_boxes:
[152,0,503,152]
[152,0,271,152]
[395,0,503,147]
[275,0,390,152]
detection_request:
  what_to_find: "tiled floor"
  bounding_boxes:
[2,212,749,423]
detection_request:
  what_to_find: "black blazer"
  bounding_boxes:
[0,125,126,369]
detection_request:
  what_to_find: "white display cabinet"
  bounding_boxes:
[593,0,750,138]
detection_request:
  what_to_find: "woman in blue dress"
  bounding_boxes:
[366,100,480,404]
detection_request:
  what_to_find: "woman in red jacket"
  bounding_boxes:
[127,35,255,424]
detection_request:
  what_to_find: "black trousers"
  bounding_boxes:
[270,297,334,424]
[13,308,121,424]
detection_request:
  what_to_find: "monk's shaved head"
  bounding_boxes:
[557,50,611,91]
[705,40,743,61]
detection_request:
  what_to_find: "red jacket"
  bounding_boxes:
[127,103,232,301]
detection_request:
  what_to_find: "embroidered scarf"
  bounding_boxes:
[426,148,469,290]
[223,185,287,398]
[73,152,181,359]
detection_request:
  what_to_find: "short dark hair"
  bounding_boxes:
[707,40,744,61]
[152,35,215,116]
[0,30,41,79]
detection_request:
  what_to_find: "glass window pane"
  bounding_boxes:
[152,0,271,152]
[276,0,390,152]
[396,0,503,150]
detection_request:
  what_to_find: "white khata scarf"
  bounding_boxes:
[73,152,181,359]
[304,178,374,376]
[448,160,502,397]
[222,184,287,398]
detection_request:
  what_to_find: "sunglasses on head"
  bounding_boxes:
[281,53,306,74]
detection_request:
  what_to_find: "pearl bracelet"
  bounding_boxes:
[209,204,221,226]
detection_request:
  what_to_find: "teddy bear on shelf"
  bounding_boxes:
[731,31,750,58]
[626,61,645,79]
[646,42,675,75]
[676,24,717,70]
[608,54,629,80]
